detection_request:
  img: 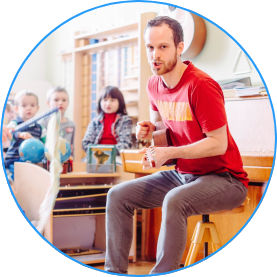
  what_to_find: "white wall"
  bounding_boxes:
[12,2,264,119]
[11,42,51,113]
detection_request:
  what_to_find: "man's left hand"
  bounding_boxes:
[139,147,170,170]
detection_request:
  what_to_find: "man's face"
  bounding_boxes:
[145,24,182,76]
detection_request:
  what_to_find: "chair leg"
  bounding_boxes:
[211,242,221,252]
[185,220,222,266]
[185,243,200,266]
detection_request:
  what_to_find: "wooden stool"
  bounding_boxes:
[185,205,245,266]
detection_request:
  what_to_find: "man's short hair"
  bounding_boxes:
[46,86,68,102]
[144,16,184,48]
[14,90,39,107]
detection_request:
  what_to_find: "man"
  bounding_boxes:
[105,16,248,274]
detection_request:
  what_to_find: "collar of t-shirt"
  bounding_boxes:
[160,61,193,93]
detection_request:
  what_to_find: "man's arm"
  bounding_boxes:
[170,124,228,159]
[140,124,228,170]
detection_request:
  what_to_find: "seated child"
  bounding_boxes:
[2,103,13,154]
[39,86,75,158]
[82,86,133,155]
[5,90,46,180]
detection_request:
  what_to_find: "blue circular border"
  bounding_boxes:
[0,1,276,276]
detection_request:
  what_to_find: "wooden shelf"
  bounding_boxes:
[72,12,157,164]
[73,250,106,264]
[75,22,138,40]
[225,96,268,101]
[130,64,139,69]
[124,75,138,80]
[126,100,138,106]
[75,34,138,53]
[61,51,73,57]
[120,86,138,92]
[59,184,114,190]
[60,172,120,178]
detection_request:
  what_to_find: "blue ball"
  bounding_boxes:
[19,138,45,163]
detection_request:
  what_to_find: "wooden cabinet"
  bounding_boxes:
[48,183,136,264]
[61,12,157,162]
[14,162,136,265]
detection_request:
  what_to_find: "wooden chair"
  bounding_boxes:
[185,205,245,266]
[14,162,52,241]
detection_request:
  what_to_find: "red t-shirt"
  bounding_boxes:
[99,113,117,145]
[147,61,249,188]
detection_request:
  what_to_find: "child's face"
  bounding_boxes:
[16,95,39,121]
[101,97,119,114]
[48,92,69,115]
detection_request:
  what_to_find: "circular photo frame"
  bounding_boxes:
[1,1,275,276]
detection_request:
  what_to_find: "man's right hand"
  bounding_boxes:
[136,121,156,140]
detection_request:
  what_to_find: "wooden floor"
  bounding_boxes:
[88,217,159,275]
[91,260,156,275]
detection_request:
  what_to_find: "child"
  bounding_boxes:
[82,86,133,155]
[4,90,46,180]
[39,86,75,158]
[2,103,13,154]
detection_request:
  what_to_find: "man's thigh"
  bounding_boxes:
[163,172,248,216]
[108,170,182,210]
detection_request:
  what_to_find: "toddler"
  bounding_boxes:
[5,90,46,179]
[82,86,132,155]
[39,86,75,158]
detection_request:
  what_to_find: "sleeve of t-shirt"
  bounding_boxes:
[191,80,227,133]
[70,122,76,159]
[146,77,158,111]
[7,120,18,140]
[40,125,47,144]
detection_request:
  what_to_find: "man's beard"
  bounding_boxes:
[150,52,178,76]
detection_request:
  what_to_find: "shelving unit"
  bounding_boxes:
[65,12,157,162]
[14,162,137,265]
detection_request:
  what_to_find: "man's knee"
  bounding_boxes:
[163,190,179,210]
[162,189,191,217]
[107,184,123,204]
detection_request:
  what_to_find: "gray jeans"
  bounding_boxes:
[104,170,248,274]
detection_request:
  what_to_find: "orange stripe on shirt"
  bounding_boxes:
[157,100,193,121]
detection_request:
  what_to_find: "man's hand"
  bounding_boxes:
[136,121,156,140]
[18,132,33,140]
[139,147,170,170]
[2,126,13,143]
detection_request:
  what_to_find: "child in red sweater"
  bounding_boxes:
[82,86,133,155]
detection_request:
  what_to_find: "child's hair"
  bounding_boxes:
[97,86,127,115]
[14,90,39,107]
[46,86,69,102]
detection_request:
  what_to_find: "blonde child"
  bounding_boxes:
[4,90,46,179]
[39,86,75,158]
[82,86,132,155]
